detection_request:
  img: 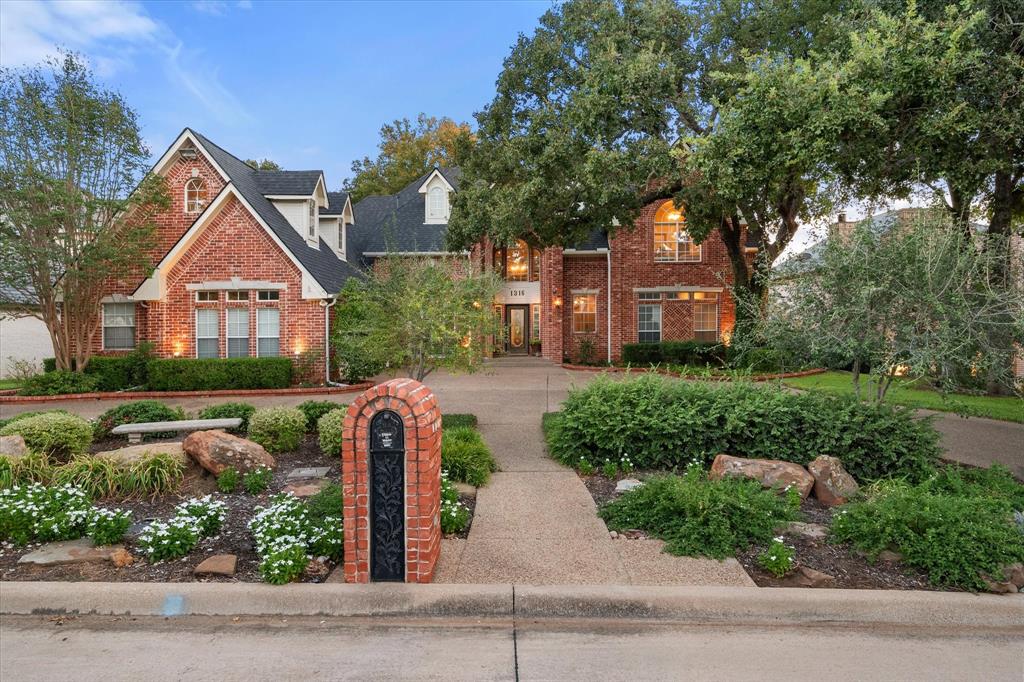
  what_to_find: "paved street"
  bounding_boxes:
[2,613,1021,681]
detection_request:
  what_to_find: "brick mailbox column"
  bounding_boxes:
[340,379,442,583]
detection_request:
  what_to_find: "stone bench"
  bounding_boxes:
[111,418,242,444]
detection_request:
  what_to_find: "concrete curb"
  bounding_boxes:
[1,582,1020,628]
[0,382,374,403]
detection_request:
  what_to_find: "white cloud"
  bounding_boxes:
[190,0,252,16]
[0,0,251,124]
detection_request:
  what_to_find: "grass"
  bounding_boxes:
[783,371,1024,423]
[0,379,22,390]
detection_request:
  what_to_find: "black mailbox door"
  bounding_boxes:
[369,410,405,582]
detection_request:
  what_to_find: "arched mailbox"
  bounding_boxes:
[340,379,442,583]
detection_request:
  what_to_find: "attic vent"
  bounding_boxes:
[179,146,198,161]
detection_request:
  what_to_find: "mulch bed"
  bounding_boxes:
[579,470,943,592]
[0,433,474,583]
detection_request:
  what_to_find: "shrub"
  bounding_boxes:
[217,467,240,493]
[0,483,92,545]
[305,482,344,526]
[146,357,293,391]
[923,464,1024,510]
[51,456,124,499]
[95,400,186,440]
[734,348,788,374]
[197,402,256,433]
[440,473,470,534]
[18,370,98,396]
[0,412,93,459]
[441,413,478,429]
[621,341,728,367]
[0,457,11,489]
[243,466,273,494]
[757,537,796,577]
[621,343,662,365]
[175,496,228,537]
[7,452,53,486]
[41,344,154,391]
[831,478,1024,591]
[441,426,497,487]
[574,336,597,365]
[546,375,941,482]
[248,407,306,453]
[599,467,801,558]
[0,409,70,431]
[122,453,185,497]
[316,408,347,455]
[87,508,132,545]
[138,516,200,562]
[297,400,343,431]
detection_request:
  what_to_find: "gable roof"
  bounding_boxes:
[322,191,350,216]
[254,170,325,197]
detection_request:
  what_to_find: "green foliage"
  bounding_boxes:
[95,400,186,440]
[757,537,797,578]
[0,483,92,545]
[43,344,155,391]
[198,402,256,433]
[316,409,347,456]
[0,409,69,431]
[51,455,123,499]
[217,467,240,493]
[601,459,618,478]
[305,483,344,527]
[621,341,728,367]
[243,466,273,494]
[600,468,801,559]
[0,457,11,489]
[440,474,470,534]
[247,407,306,454]
[249,493,345,584]
[441,426,497,487]
[19,370,98,396]
[138,496,226,562]
[924,465,1024,510]
[176,496,227,537]
[87,508,132,545]
[546,375,940,482]
[122,452,184,498]
[146,357,293,391]
[831,476,1024,591]
[5,452,53,486]
[441,413,477,429]
[2,450,181,499]
[297,400,343,432]
[574,336,597,365]
[0,412,93,459]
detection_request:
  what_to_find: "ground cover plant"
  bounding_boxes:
[441,426,497,487]
[137,496,227,562]
[94,400,187,439]
[249,491,345,585]
[0,483,92,545]
[784,371,1024,423]
[217,467,240,493]
[757,537,796,578]
[546,375,940,482]
[440,473,470,534]
[0,450,184,499]
[0,412,93,459]
[197,402,256,433]
[86,508,132,545]
[441,413,478,429]
[247,407,306,454]
[243,466,273,494]
[598,466,801,558]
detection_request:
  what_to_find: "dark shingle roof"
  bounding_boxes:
[190,130,359,294]
[322,191,349,216]
[253,170,324,196]
[567,229,609,251]
[0,283,37,307]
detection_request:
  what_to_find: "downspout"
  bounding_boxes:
[321,296,344,386]
[606,249,612,363]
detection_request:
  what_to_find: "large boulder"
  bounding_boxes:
[183,430,275,475]
[709,454,814,499]
[95,442,189,468]
[807,455,859,506]
[0,434,29,459]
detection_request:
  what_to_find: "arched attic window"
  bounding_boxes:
[428,185,447,220]
[184,177,208,214]
[653,200,700,262]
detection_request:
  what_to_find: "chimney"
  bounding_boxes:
[837,212,847,224]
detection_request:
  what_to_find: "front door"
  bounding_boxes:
[505,305,529,354]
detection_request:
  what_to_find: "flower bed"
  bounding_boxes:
[560,363,826,382]
[0,382,375,404]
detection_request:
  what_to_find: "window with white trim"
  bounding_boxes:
[531,304,541,343]
[196,309,219,359]
[308,200,317,240]
[638,291,661,301]
[102,302,135,350]
[693,292,719,342]
[226,308,249,357]
[184,178,208,214]
[257,308,280,357]
[226,291,249,302]
[653,200,701,262]
[572,294,597,334]
[196,290,217,302]
[638,304,662,343]
[428,186,447,220]
[257,290,279,301]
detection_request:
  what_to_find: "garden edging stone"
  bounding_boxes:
[0,382,375,404]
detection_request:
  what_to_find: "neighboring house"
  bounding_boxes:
[0,285,54,379]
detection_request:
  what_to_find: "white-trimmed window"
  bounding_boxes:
[693,292,719,342]
[572,293,597,334]
[653,200,701,262]
[226,308,249,357]
[102,302,135,350]
[638,291,661,301]
[638,304,662,343]
[226,291,249,302]
[257,308,280,357]
[196,309,219,359]
[308,200,317,240]
[257,290,279,301]
[428,186,447,220]
[184,177,208,214]
[196,290,217,302]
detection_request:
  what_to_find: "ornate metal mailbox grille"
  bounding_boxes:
[369,410,405,582]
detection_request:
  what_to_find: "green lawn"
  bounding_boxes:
[0,379,22,391]
[783,371,1024,423]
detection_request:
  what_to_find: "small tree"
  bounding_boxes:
[244,158,282,171]
[750,214,1024,401]
[0,54,168,371]
[333,256,502,382]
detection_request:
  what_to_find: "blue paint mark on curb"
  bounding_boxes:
[162,594,186,617]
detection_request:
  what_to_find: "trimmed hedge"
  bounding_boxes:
[621,341,727,367]
[248,407,306,453]
[546,374,941,482]
[19,370,98,396]
[146,357,293,391]
[0,412,93,459]
[42,344,153,391]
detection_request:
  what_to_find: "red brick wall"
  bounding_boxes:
[341,379,442,584]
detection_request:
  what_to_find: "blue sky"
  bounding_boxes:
[0,0,550,189]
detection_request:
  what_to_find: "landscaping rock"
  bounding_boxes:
[807,455,859,506]
[17,539,126,566]
[194,554,237,577]
[878,549,903,563]
[453,481,477,498]
[981,573,1018,594]
[615,478,643,493]
[780,522,829,540]
[709,454,814,499]
[183,430,275,475]
[282,479,329,498]
[286,466,331,481]
[110,548,135,568]
[304,558,331,580]
[95,442,189,468]
[1005,562,1024,588]
[782,565,836,588]
[0,435,28,459]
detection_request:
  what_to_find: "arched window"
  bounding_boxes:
[493,239,540,282]
[184,177,208,214]
[428,186,447,219]
[653,200,700,262]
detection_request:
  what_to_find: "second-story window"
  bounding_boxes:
[185,177,207,214]
[653,200,701,262]
[493,240,541,282]
[428,186,447,220]
[308,200,317,240]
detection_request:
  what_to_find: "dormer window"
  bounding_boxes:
[185,177,207,214]
[308,200,316,240]
[428,186,447,221]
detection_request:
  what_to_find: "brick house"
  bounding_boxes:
[92,130,748,380]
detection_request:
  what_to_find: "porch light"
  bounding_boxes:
[553,296,562,308]
[293,341,305,356]
[173,341,183,357]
